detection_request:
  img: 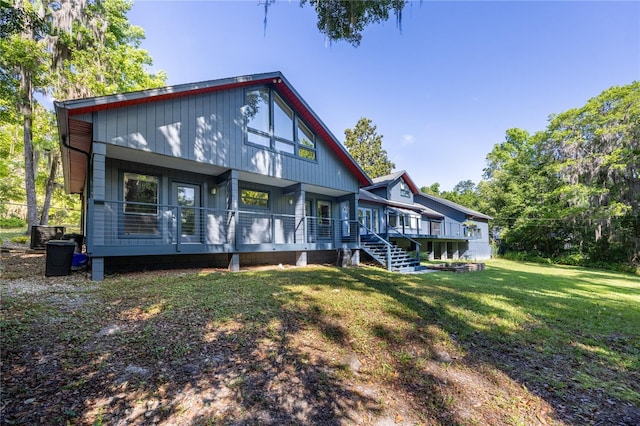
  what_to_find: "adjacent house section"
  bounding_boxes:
[358,171,492,267]
[55,72,371,280]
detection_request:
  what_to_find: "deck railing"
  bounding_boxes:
[388,221,482,240]
[87,199,360,254]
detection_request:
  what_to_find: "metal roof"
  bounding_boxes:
[368,170,420,194]
[415,192,492,220]
[359,189,444,219]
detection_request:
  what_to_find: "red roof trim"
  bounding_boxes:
[400,171,420,194]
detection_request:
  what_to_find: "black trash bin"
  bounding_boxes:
[45,240,76,276]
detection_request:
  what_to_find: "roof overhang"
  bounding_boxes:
[359,189,444,219]
[55,72,372,194]
[55,105,92,194]
[367,170,420,194]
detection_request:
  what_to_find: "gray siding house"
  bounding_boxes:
[55,72,371,280]
[358,171,492,265]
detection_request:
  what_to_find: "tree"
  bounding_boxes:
[439,180,485,212]
[263,0,407,46]
[1,0,165,232]
[344,117,395,179]
[542,82,640,264]
[301,0,406,46]
[420,182,440,196]
[482,82,639,267]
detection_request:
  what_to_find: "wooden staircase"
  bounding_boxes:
[360,236,425,272]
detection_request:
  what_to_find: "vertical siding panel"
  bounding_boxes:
[183,96,193,161]
[225,90,231,169]
[104,110,117,143]
[164,100,173,156]
[140,104,153,153]
[173,98,183,159]
[117,108,128,147]
[144,103,153,153]
[126,105,137,149]
[214,92,220,167]
[196,94,204,164]
[208,92,216,166]
[155,102,164,156]
[224,90,232,168]
[93,112,103,143]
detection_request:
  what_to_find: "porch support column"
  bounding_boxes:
[295,251,307,266]
[453,242,459,260]
[285,183,306,244]
[287,183,307,266]
[351,249,360,266]
[90,142,106,281]
[223,170,240,271]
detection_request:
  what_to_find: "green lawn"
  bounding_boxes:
[1,259,639,425]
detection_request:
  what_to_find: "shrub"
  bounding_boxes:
[0,217,26,228]
[10,235,29,244]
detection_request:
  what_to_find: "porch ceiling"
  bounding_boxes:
[62,118,92,194]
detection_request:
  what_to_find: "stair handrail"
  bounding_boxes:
[386,225,421,262]
[360,224,393,270]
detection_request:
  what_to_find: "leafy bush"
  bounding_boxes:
[499,251,638,275]
[10,235,29,244]
[0,217,26,228]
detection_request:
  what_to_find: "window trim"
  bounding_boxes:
[120,171,161,238]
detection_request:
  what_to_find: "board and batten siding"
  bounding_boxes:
[388,180,414,204]
[92,86,359,194]
[468,221,491,259]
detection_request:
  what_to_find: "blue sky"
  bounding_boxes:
[128,1,639,191]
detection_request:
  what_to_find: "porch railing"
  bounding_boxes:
[360,224,394,270]
[87,199,360,254]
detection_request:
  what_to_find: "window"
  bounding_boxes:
[388,212,397,228]
[123,172,159,235]
[273,93,293,140]
[317,200,332,239]
[241,189,270,208]
[244,87,317,161]
[400,180,411,198]
[297,120,316,160]
[431,221,441,236]
[245,88,270,133]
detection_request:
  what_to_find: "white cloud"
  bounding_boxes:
[401,134,415,146]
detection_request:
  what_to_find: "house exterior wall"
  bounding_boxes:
[467,221,491,259]
[388,178,414,204]
[91,86,359,193]
[87,156,357,256]
[358,189,492,261]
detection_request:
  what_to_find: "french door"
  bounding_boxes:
[358,207,378,235]
[172,183,201,243]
